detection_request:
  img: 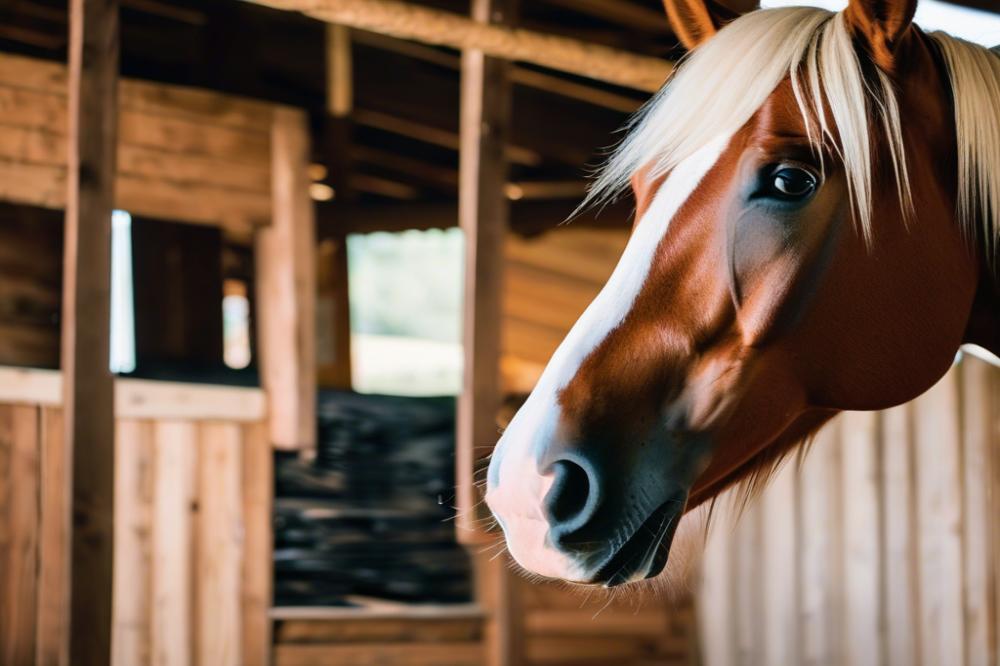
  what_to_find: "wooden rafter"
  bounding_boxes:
[239,0,673,92]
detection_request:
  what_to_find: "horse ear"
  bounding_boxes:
[662,0,750,50]
[845,0,918,70]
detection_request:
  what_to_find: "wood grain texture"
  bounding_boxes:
[112,420,154,666]
[255,107,317,451]
[0,405,40,666]
[241,422,274,666]
[35,408,69,666]
[196,422,244,666]
[699,359,1000,666]
[151,421,197,666]
[64,2,119,661]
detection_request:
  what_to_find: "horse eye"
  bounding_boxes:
[768,167,817,200]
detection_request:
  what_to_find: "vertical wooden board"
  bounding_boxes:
[798,418,842,666]
[761,460,799,666]
[992,360,1000,666]
[0,405,40,666]
[880,404,918,666]
[256,107,317,452]
[36,407,69,666]
[196,422,244,666]
[241,422,273,666]
[698,502,735,666]
[914,367,966,666]
[151,421,197,666]
[733,498,764,666]
[839,410,881,666]
[64,0,118,661]
[961,357,995,666]
[113,420,155,666]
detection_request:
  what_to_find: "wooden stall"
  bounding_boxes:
[697,355,1000,666]
[0,369,272,666]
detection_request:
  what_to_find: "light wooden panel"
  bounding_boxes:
[698,356,1000,666]
[516,576,694,666]
[0,52,272,233]
[0,400,272,666]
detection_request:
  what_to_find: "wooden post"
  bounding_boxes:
[455,0,522,664]
[63,0,118,663]
[316,23,353,390]
[256,107,317,452]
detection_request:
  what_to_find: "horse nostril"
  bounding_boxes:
[544,459,598,532]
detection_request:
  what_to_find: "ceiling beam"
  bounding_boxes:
[239,0,673,92]
[537,0,670,34]
[317,198,634,237]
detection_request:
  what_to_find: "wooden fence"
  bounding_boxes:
[697,354,1000,666]
[0,368,272,666]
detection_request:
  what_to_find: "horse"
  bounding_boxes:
[484,0,1000,590]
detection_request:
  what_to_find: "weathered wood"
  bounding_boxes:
[241,422,274,666]
[256,107,317,452]
[35,408,69,666]
[0,405,41,666]
[196,423,244,666]
[240,0,672,93]
[151,421,197,666]
[274,616,481,644]
[697,506,735,666]
[64,0,119,662]
[112,420,153,666]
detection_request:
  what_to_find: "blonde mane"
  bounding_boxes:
[584,6,1000,261]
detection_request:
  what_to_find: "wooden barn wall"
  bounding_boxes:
[502,227,629,390]
[0,375,272,666]
[0,52,273,238]
[516,577,695,666]
[697,355,1000,666]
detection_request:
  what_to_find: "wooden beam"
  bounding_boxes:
[538,0,670,34]
[351,29,644,113]
[239,0,673,93]
[455,2,523,666]
[316,199,634,237]
[256,107,317,452]
[63,0,118,663]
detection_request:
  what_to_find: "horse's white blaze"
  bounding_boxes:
[485,135,731,581]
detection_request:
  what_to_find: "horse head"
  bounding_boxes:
[486,0,1000,588]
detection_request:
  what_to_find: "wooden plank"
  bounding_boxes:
[150,421,197,666]
[0,367,267,420]
[196,422,244,666]
[112,420,154,666]
[697,504,735,666]
[255,107,317,452]
[64,1,119,661]
[274,616,481,643]
[242,422,274,666]
[879,404,919,666]
[0,158,66,209]
[273,642,483,666]
[961,356,996,666]
[454,0,515,539]
[797,418,842,666]
[839,410,881,666]
[36,408,69,666]
[0,405,41,666]
[761,460,799,666]
[733,499,763,666]
[914,367,966,666]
